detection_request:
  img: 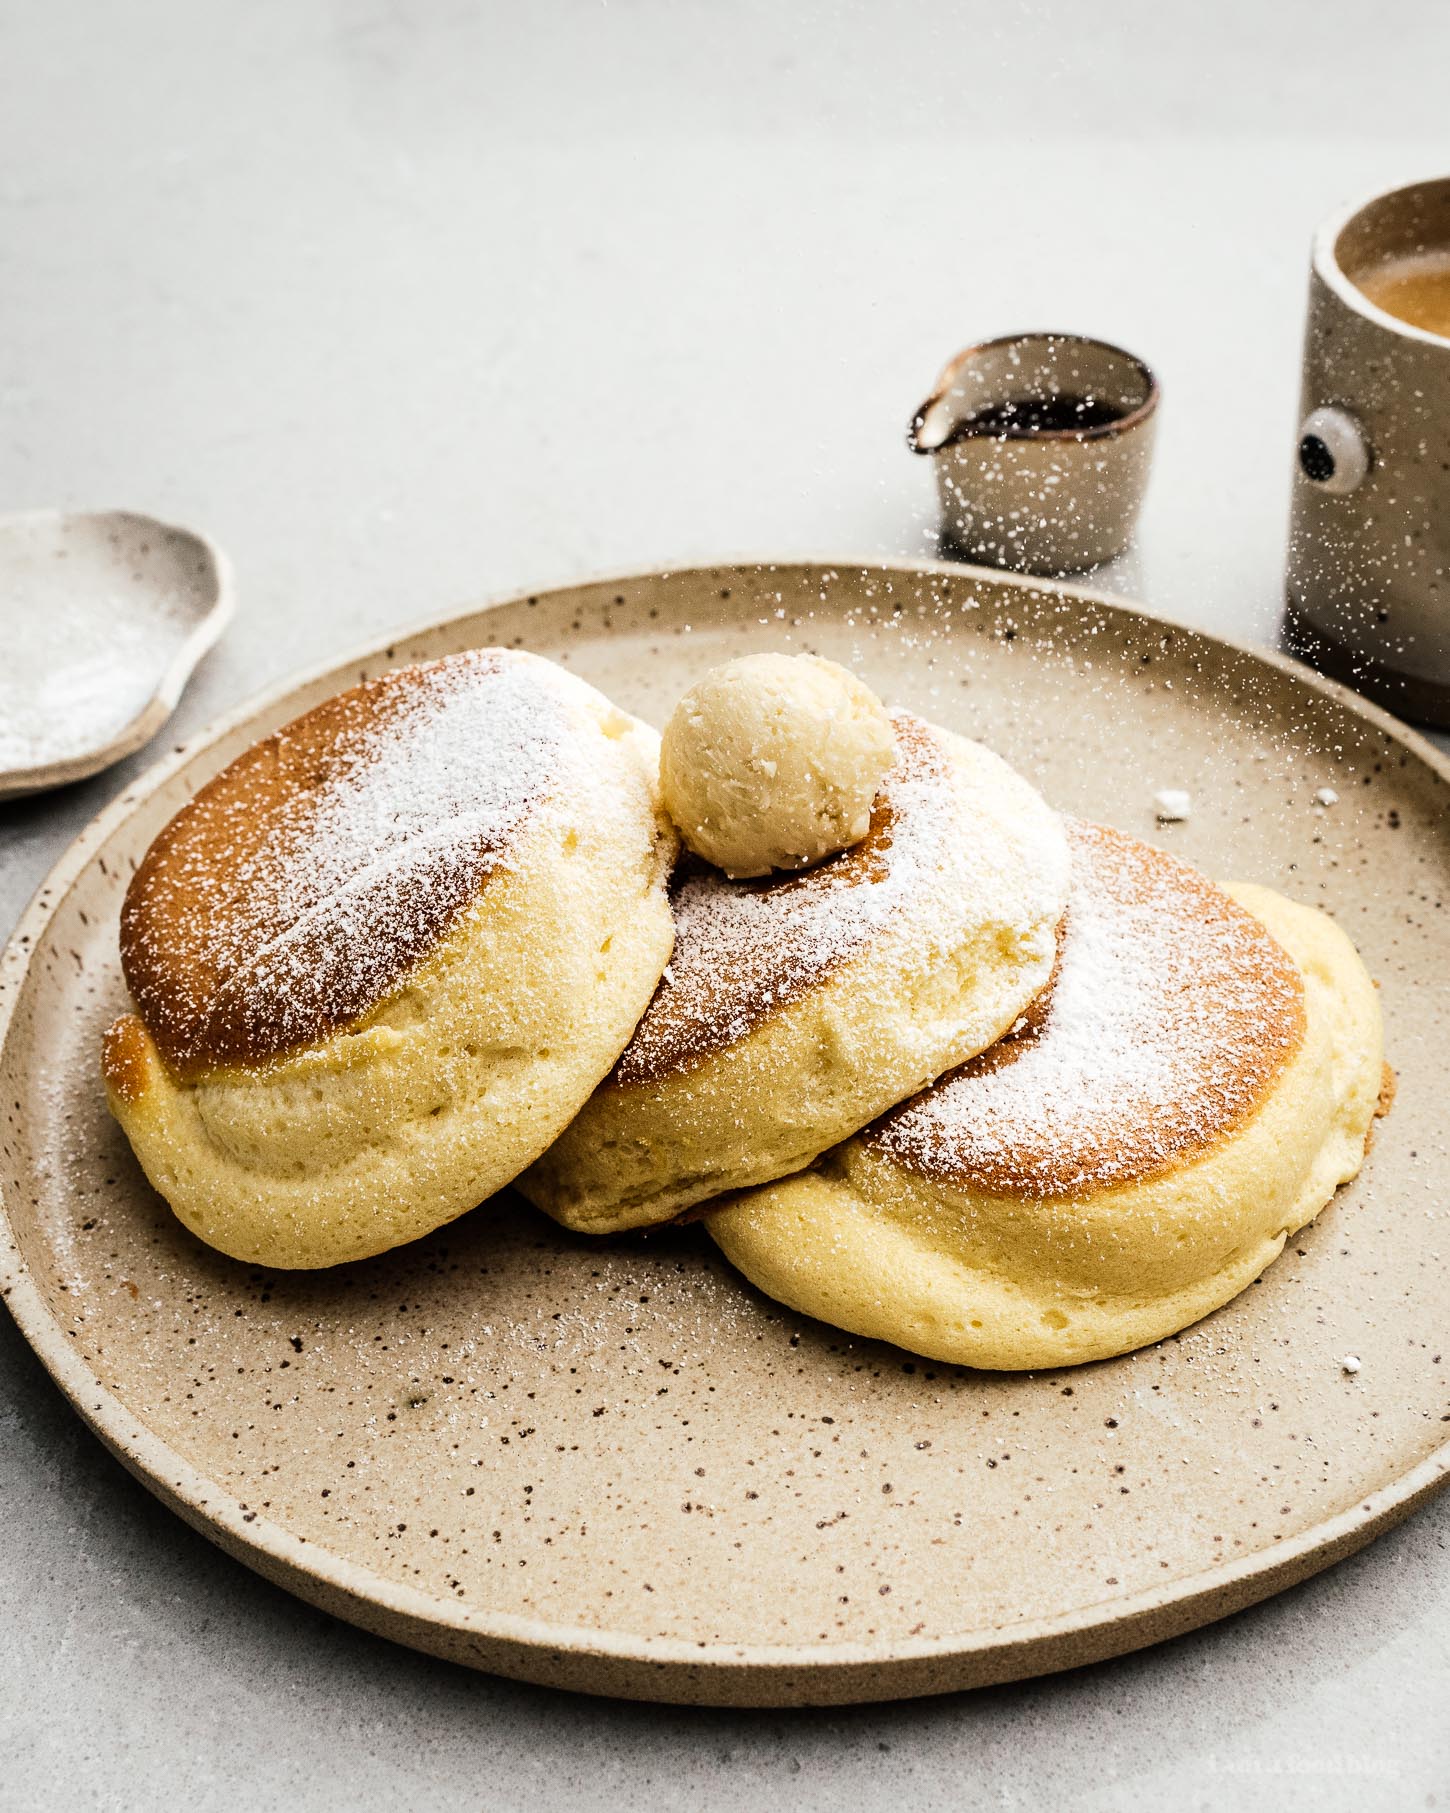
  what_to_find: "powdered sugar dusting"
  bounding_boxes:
[613,712,1065,1086]
[121,649,572,1068]
[870,820,1305,1196]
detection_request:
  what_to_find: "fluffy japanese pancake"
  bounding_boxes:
[521,714,1070,1233]
[707,821,1386,1370]
[101,648,677,1269]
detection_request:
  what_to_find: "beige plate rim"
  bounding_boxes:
[3,556,1449,1698]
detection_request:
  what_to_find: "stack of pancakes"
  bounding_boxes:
[103,647,1386,1369]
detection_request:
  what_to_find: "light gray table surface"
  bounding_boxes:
[2,4,1448,1807]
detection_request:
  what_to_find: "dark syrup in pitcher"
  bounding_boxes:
[955,394,1125,437]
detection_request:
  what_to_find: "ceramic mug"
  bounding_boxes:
[909,332,1159,575]
[1285,176,1450,725]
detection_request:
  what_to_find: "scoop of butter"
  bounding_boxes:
[659,653,897,878]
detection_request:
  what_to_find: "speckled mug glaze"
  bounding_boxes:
[2,560,1448,1707]
[1286,177,1450,726]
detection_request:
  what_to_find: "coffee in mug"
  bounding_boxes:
[1355,250,1450,341]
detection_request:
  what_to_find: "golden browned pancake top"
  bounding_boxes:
[118,649,565,1073]
[611,714,959,1088]
[867,821,1306,1196]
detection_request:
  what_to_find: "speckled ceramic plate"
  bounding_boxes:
[3,561,1448,1707]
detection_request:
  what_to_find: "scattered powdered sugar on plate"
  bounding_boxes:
[613,711,1065,1086]
[871,819,1304,1196]
[121,649,575,1068]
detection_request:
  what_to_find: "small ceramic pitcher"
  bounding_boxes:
[909,332,1159,575]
